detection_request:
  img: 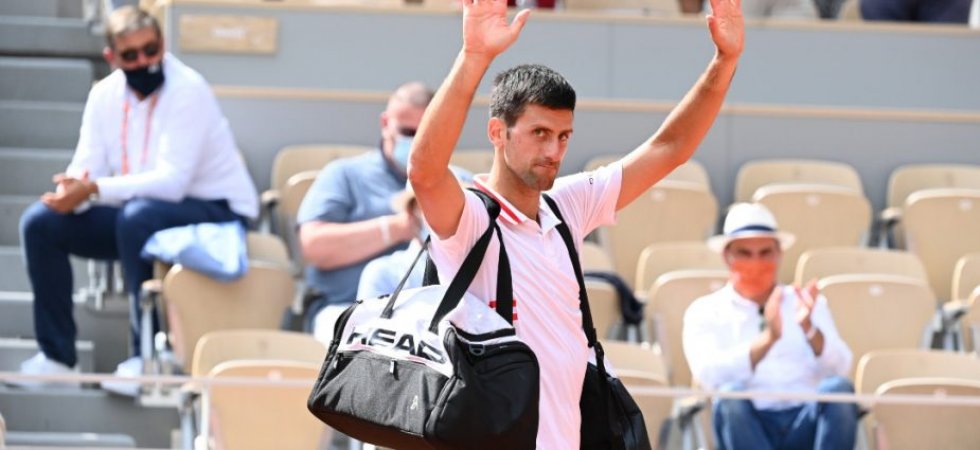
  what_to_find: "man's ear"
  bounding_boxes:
[488,117,506,149]
[102,47,114,66]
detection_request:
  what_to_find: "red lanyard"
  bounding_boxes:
[120,93,158,175]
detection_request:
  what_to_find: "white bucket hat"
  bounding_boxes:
[707,203,796,253]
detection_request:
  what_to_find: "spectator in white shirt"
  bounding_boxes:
[12,6,257,395]
[406,0,745,446]
[683,203,857,450]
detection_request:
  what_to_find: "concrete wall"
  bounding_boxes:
[162,1,980,210]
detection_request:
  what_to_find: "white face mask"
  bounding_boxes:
[392,135,414,170]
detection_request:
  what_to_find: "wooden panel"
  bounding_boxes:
[178,14,279,54]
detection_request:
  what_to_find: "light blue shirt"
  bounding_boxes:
[356,240,426,300]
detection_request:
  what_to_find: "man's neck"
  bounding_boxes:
[487,167,541,223]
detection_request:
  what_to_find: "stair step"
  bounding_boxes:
[0,100,82,148]
[0,195,33,246]
[0,57,92,102]
[0,337,94,373]
[0,16,103,58]
[5,431,136,448]
[0,148,74,196]
[0,0,85,19]
[0,384,178,448]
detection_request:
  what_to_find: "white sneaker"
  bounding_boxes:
[100,356,144,397]
[7,352,80,390]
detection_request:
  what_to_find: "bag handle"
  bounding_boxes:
[380,189,514,333]
[542,194,610,378]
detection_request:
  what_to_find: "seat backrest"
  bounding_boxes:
[164,262,296,368]
[562,0,680,15]
[450,149,494,174]
[191,329,328,377]
[753,184,871,284]
[734,158,863,203]
[818,274,936,377]
[584,157,711,191]
[962,288,980,352]
[634,241,725,295]
[873,377,980,450]
[794,247,927,287]
[904,188,980,301]
[952,252,980,302]
[602,341,668,378]
[586,280,621,340]
[581,241,615,272]
[244,232,290,270]
[270,145,370,191]
[646,269,729,386]
[275,170,318,269]
[616,369,672,444]
[855,349,980,395]
[599,182,718,289]
[838,0,861,20]
[208,360,329,450]
[886,164,980,212]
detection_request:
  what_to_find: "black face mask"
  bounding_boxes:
[123,63,165,97]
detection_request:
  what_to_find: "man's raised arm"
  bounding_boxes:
[616,0,744,210]
[407,0,529,239]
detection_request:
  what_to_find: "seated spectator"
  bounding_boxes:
[297,82,470,329]
[12,6,257,394]
[861,0,972,23]
[682,203,857,450]
[682,0,817,18]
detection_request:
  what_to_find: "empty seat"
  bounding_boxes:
[881,163,980,249]
[903,188,980,302]
[647,270,729,386]
[872,377,980,450]
[586,280,621,340]
[581,241,614,272]
[602,341,671,445]
[634,241,725,297]
[794,247,927,287]
[753,184,872,284]
[952,252,980,303]
[818,274,935,377]
[734,158,863,203]
[854,349,980,397]
[585,156,711,191]
[599,182,718,289]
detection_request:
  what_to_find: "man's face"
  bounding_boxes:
[494,104,573,191]
[380,100,425,156]
[723,237,781,268]
[106,27,164,71]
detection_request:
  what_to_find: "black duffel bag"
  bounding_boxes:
[308,190,540,450]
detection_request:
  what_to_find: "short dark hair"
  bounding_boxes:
[105,6,162,49]
[490,64,576,127]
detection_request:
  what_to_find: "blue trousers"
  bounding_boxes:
[20,198,244,368]
[713,376,858,450]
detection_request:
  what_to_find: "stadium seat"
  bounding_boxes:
[602,341,671,447]
[818,274,936,378]
[598,182,718,289]
[586,280,622,340]
[646,269,728,387]
[952,252,980,303]
[794,247,927,287]
[734,158,863,203]
[584,156,712,191]
[855,349,980,397]
[753,184,872,284]
[634,241,725,300]
[581,241,615,272]
[903,188,980,302]
[274,170,318,273]
[880,163,980,249]
[872,377,980,450]
[204,360,330,450]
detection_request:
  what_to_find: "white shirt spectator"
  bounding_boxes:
[67,53,257,219]
[429,164,622,450]
[683,283,853,410]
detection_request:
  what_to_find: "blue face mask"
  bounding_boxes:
[392,135,414,170]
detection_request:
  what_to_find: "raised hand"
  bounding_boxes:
[763,286,783,341]
[794,279,819,333]
[462,0,531,60]
[706,0,744,59]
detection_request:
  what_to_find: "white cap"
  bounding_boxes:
[707,202,796,253]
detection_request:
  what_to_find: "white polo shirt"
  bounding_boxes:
[429,164,622,449]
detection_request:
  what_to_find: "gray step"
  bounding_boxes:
[0,148,74,196]
[0,247,92,297]
[0,195,32,246]
[0,337,94,373]
[0,293,129,373]
[5,431,136,448]
[0,57,92,102]
[0,0,85,19]
[0,16,102,58]
[0,384,178,448]
[0,100,82,148]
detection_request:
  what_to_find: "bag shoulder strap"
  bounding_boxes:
[541,194,609,373]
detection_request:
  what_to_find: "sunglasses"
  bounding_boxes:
[118,42,161,63]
